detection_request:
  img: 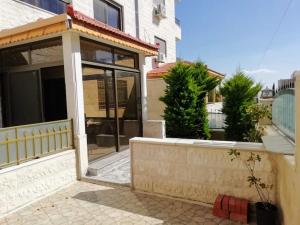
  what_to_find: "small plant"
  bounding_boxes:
[243,104,272,142]
[228,149,273,208]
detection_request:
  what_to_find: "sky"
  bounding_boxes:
[176,0,300,88]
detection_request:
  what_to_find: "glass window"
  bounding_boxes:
[155,36,167,55]
[114,49,137,68]
[1,47,30,67]
[81,40,113,64]
[31,39,63,65]
[94,0,122,30]
[19,0,67,14]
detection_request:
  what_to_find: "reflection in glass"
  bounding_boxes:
[83,67,117,161]
[1,47,29,67]
[114,49,137,68]
[81,40,113,64]
[31,39,63,65]
[115,70,140,151]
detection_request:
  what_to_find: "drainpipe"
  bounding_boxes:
[134,0,140,38]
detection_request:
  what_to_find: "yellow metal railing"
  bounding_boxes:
[0,119,73,168]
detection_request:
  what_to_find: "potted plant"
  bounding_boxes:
[228,149,278,225]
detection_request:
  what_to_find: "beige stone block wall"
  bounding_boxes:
[147,78,166,120]
[0,150,77,218]
[272,154,300,225]
[130,138,276,204]
[143,120,166,138]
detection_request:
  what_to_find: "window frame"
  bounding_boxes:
[80,37,139,70]
[93,0,124,31]
[18,0,69,14]
[154,36,167,56]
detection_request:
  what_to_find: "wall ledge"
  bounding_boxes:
[0,149,75,175]
[130,137,267,152]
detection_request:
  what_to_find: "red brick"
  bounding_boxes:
[240,199,248,214]
[222,195,230,211]
[234,198,242,213]
[229,197,236,212]
[213,207,229,219]
[230,212,248,224]
[214,194,224,209]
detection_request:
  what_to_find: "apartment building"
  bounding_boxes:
[0,0,181,216]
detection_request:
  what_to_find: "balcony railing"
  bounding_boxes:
[175,18,181,26]
[208,111,226,129]
[272,89,295,141]
[0,119,73,169]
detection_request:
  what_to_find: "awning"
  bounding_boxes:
[0,5,158,56]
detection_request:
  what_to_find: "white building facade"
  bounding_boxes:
[0,0,181,216]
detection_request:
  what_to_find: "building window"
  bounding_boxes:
[19,0,68,14]
[80,38,138,69]
[114,49,137,69]
[97,79,128,109]
[80,39,113,64]
[93,0,122,30]
[0,38,63,68]
[154,36,167,56]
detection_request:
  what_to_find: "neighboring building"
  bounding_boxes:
[0,0,181,215]
[146,62,225,120]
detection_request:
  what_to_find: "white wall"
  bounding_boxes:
[0,150,77,218]
[130,138,276,204]
[0,0,53,31]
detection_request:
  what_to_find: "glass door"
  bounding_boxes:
[82,67,117,162]
[115,70,141,151]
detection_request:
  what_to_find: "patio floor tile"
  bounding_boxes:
[0,182,254,225]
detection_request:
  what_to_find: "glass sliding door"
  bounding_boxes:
[115,70,141,151]
[82,67,117,161]
[82,66,142,161]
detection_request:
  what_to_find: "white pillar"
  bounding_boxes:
[139,54,148,121]
[294,71,300,171]
[62,32,88,178]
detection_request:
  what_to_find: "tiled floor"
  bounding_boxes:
[87,149,131,185]
[0,182,249,225]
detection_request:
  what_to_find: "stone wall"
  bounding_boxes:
[130,138,276,204]
[0,150,77,218]
[143,120,166,138]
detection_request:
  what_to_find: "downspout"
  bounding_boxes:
[134,0,140,38]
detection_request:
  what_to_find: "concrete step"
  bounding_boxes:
[87,149,130,176]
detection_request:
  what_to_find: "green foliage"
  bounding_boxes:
[160,62,219,139]
[220,72,262,141]
[228,149,273,207]
[243,104,272,142]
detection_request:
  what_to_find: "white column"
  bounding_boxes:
[294,71,300,171]
[139,54,148,121]
[62,32,88,178]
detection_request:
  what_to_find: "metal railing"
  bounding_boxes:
[175,18,181,26]
[0,119,73,169]
[272,89,295,141]
[208,111,226,129]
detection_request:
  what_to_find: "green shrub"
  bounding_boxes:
[220,72,262,141]
[160,62,219,139]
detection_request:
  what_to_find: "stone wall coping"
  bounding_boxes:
[0,149,75,175]
[130,137,271,153]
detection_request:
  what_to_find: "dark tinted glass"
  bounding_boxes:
[107,5,120,29]
[31,39,63,65]
[1,47,30,67]
[20,0,67,14]
[93,0,121,30]
[114,49,137,68]
[81,40,113,64]
[93,0,106,23]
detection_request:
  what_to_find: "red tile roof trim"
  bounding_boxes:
[67,5,159,52]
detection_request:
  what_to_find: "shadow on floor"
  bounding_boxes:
[73,188,236,225]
